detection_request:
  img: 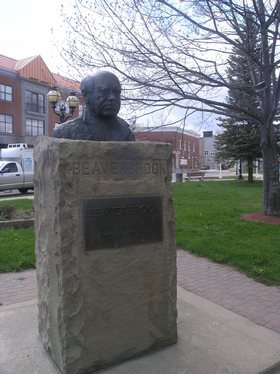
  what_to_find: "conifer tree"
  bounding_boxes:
[215,23,262,183]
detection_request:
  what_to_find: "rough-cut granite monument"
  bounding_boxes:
[34,137,177,373]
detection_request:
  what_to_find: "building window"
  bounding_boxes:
[0,84,13,102]
[193,143,196,152]
[0,114,13,133]
[25,91,45,113]
[205,150,209,155]
[187,142,191,152]
[26,119,44,136]
[184,141,186,151]
[179,140,182,150]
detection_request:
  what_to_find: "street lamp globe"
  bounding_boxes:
[47,87,61,105]
[47,87,79,123]
[66,91,79,113]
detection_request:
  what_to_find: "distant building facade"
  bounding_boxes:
[199,131,218,169]
[0,53,83,148]
[135,126,200,171]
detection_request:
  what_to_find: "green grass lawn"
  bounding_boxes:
[0,227,35,272]
[173,180,280,285]
[0,199,33,211]
[0,181,279,285]
[0,199,35,271]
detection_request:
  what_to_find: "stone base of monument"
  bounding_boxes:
[34,137,177,374]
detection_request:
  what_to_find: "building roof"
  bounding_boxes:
[0,53,80,92]
[14,55,38,71]
[0,54,17,70]
[135,125,200,138]
[52,73,80,92]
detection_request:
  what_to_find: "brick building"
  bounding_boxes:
[0,53,83,148]
[135,126,200,171]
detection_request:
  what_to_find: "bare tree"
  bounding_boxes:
[60,0,280,216]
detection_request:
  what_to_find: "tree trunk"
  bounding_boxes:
[247,156,254,184]
[261,139,280,216]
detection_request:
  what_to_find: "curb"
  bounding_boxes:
[0,218,34,230]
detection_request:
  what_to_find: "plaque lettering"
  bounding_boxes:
[83,195,163,250]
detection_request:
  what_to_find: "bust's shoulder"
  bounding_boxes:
[116,116,129,127]
[52,117,83,139]
[116,117,135,141]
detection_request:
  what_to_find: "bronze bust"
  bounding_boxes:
[53,71,135,141]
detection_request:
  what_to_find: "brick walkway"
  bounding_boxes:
[1,250,280,335]
[177,250,280,335]
[0,269,37,306]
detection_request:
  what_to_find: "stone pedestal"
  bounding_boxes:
[34,137,177,374]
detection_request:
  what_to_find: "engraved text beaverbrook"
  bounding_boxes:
[70,159,167,178]
[83,196,163,250]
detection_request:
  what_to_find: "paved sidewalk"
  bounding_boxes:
[1,250,280,336]
[0,192,34,200]
[177,250,280,335]
[0,269,37,306]
[2,288,280,374]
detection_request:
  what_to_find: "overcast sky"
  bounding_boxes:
[0,0,217,133]
[0,0,67,73]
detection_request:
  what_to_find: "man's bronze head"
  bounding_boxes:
[81,71,121,118]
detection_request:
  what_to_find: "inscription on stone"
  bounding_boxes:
[69,159,167,179]
[83,195,163,250]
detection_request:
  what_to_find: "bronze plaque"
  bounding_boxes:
[83,195,163,250]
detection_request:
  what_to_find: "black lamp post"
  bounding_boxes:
[238,160,243,180]
[47,87,79,123]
